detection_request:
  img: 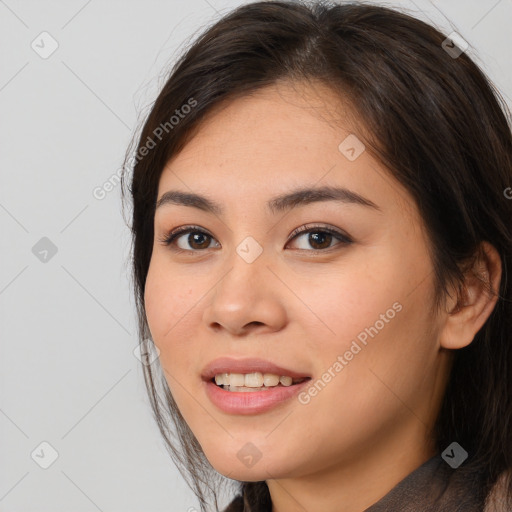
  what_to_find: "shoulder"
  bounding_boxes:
[484,469,512,512]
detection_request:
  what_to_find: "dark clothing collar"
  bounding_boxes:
[365,453,487,511]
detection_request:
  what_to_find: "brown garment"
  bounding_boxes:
[224,453,511,511]
[364,453,487,512]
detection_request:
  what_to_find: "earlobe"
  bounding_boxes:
[439,241,502,350]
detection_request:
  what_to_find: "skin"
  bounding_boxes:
[144,80,501,512]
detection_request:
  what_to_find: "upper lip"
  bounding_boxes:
[201,357,311,381]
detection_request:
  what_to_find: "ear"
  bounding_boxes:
[439,241,502,350]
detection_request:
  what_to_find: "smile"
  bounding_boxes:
[214,371,308,391]
[202,357,312,414]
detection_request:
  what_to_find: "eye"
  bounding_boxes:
[157,225,219,252]
[287,223,352,251]
[157,223,352,253]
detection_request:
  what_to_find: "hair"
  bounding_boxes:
[120,1,512,510]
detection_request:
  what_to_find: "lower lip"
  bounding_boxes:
[204,379,311,415]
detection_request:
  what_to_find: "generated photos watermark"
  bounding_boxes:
[298,301,403,405]
[93,97,197,201]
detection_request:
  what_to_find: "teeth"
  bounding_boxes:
[214,373,229,386]
[279,375,293,386]
[213,372,304,389]
[230,373,246,387]
[228,386,265,392]
[263,373,280,386]
[245,372,263,387]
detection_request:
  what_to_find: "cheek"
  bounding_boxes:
[144,259,201,372]
[145,253,194,331]
[289,260,399,354]
[144,265,207,428]
[292,252,435,404]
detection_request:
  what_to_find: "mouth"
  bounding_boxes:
[211,372,310,392]
[201,357,312,414]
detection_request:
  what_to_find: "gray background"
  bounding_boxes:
[1,0,511,510]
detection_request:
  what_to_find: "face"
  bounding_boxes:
[144,81,451,482]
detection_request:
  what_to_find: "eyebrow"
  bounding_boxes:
[155,185,381,215]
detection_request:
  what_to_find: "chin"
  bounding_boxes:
[218,467,269,482]
[204,447,297,482]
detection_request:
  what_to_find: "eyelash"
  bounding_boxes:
[157,223,352,254]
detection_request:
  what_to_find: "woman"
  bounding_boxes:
[121,1,512,510]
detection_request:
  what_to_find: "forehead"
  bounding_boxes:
[168,80,353,166]
[157,81,415,221]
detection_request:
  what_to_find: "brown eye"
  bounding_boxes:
[184,232,214,250]
[287,225,352,251]
[305,231,333,250]
[158,226,220,252]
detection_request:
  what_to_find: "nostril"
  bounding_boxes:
[246,321,264,328]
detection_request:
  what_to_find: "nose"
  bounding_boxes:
[201,246,288,337]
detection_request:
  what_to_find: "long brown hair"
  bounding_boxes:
[121,1,512,510]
